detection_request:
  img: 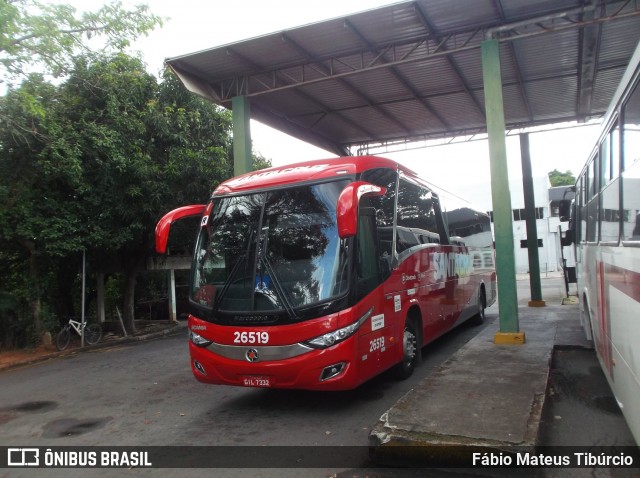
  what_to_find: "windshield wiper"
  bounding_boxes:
[258,254,297,320]
[213,226,256,310]
[212,251,248,310]
[255,226,297,320]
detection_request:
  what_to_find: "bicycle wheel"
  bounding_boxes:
[56,327,71,351]
[84,323,102,345]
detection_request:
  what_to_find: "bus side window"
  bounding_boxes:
[586,157,599,242]
[445,207,492,249]
[600,122,621,243]
[356,207,383,300]
[622,77,640,241]
[577,176,585,244]
[397,175,443,251]
[361,167,397,263]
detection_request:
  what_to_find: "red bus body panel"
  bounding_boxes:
[213,156,413,196]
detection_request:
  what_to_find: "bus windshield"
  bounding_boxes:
[191,179,350,320]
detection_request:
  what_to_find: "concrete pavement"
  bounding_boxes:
[369,273,591,465]
[0,321,187,372]
[1,273,597,463]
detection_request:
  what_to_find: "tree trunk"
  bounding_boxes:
[122,270,137,335]
[56,256,81,323]
[25,241,43,342]
[96,273,106,324]
[119,249,149,335]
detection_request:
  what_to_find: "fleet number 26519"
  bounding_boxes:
[233,331,269,344]
[370,336,385,352]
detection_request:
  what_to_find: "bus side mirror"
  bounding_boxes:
[336,181,386,238]
[561,200,576,246]
[561,230,574,247]
[155,204,206,254]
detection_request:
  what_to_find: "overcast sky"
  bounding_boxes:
[59,0,601,198]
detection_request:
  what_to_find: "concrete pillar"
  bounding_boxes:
[520,133,545,307]
[232,95,253,176]
[481,39,524,344]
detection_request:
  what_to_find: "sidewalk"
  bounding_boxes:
[369,274,589,464]
[0,320,187,372]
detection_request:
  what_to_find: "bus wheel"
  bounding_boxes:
[470,287,486,326]
[393,318,418,380]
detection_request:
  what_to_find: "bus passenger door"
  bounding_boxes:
[355,208,394,376]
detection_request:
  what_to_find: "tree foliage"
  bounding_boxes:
[0,52,272,345]
[0,0,163,86]
[0,1,276,347]
[548,169,576,187]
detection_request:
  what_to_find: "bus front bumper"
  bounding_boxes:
[188,339,362,391]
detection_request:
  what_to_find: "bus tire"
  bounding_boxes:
[470,287,486,326]
[393,317,419,380]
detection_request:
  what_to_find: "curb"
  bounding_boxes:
[0,323,187,373]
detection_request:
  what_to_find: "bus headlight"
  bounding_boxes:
[303,307,373,349]
[190,330,212,347]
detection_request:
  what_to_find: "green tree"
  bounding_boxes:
[548,169,576,187]
[252,150,272,171]
[0,0,163,86]
[0,0,162,342]
[0,52,271,342]
[52,54,236,333]
[0,73,79,340]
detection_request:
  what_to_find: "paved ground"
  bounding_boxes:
[0,321,184,372]
[2,273,637,477]
[366,273,638,476]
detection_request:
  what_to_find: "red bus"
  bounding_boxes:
[155,156,496,390]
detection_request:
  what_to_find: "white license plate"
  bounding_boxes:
[242,375,271,387]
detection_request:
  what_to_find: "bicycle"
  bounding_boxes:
[56,317,103,351]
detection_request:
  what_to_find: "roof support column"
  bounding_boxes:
[520,133,545,307]
[232,95,253,176]
[481,38,524,345]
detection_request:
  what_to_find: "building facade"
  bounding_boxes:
[458,177,574,275]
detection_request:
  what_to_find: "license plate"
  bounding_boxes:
[242,375,271,387]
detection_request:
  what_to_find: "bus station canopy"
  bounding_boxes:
[165,0,640,157]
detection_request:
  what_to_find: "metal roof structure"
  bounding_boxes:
[166,0,640,157]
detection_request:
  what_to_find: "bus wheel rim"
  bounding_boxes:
[403,326,417,363]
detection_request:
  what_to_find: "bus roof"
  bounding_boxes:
[213,156,419,196]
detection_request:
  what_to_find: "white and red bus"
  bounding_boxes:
[155,156,496,390]
[572,40,640,444]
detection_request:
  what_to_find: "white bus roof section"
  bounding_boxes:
[166,0,640,156]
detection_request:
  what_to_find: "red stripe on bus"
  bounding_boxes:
[604,264,640,303]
